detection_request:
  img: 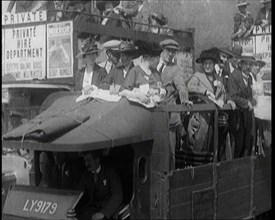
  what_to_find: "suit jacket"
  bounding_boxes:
[77,165,123,219]
[74,64,107,91]
[227,69,255,109]
[99,63,134,90]
[161,64,189,105]
[255,7,272,26]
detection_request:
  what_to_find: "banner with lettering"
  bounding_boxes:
[2,11,47,25]
[4,24,46,80]
[47,21,73,79]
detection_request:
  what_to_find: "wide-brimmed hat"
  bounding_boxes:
[102,40,121,50]
[260,0,271,4]
[150,12,168,26]
[160,39,179,51]
[254,54,266,67]
[76,39,102,58]
[236,0,249,7]
[10,110,23,118]
[117,41,140,59]
[238,52,256,63]
[196,49,218,64]
[96,0,120,12]
[135,40,162,57]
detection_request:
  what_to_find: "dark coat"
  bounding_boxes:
[255,7,272,26]
[76,165,123,219]
[74,64,107,91]
[99,63,134,90]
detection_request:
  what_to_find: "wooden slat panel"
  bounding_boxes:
[170,182,213,206]
[254,167,271,183]
[254,182,272,215]
[254,154,271,170]
[152,132,170,154]
[217,187,250,219]
[152,112,169,132]
[169,203,191,220]
[217,157,251,179]
[170,164,213,189]
[217,172,251,193]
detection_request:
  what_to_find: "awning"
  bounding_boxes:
[2,93,154,152]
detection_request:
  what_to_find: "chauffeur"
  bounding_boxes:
[76,150,123,220]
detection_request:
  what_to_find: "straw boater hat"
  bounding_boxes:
[160,39,179,51]
[254,54,266,67]
[238,52,256,63]
[96,0,120,12]
[196,49,218,64]
[236,0,249,7]
[76,39,102,58]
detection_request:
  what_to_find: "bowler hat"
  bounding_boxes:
[118,41,140,59]
[150,12,168,26]
[135,40,162,57]
[160,39,179,51]
[76,39,102,58]
[96,0,120,12]
[254,54,266,67]
[218,47,234,59]
[196,50,218,64]
[236,0,249,7]
[231,44,243,58]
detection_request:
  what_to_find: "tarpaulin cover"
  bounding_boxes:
[2,92,154,150]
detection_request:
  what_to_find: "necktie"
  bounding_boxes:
[158,63,165,73]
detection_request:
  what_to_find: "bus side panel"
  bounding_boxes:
[216,157,252,219]
[168,164,213,219]
[254,154,271,216]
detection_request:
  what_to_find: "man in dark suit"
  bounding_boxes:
[255,0,272,27]
[227,53,256,158]
[76,150,123,220]
[99,41,139,91]
[75,39,107,92]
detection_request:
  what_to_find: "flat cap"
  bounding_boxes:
[160,39,179,50]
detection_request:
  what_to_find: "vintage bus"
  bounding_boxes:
[2,7,271,220]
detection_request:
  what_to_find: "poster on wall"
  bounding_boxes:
[4,24,46,80]
[47,21,73,79]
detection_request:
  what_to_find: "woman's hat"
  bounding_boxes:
[260,0,271,4]
[76,39,102,58]
[10,110,23,118]
[196,49,218,64]
[254,54,266,67]
[150,12,168,26]
[102,40,121,50]
[117,41,140,59]
[106,49,120,65]
[236,0,249,7]
[135,40,162,57]
[96,0,120,12]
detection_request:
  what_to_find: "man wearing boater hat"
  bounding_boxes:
[99,41,139,93]
[227,52,256,158]
[75,39,107,93]
[157,39,193,169]
[255,0,272,27]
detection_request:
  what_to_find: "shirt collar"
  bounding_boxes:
[92,164,101,174]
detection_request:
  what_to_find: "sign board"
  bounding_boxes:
[2,11,47,25]
[47,21,74,79]
[3,185,83,220]
[192,187,215,219]
[3,24,46,80]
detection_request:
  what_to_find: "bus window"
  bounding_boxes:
[138,156,147,184]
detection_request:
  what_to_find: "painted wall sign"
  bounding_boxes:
[3,24,46,80]
[2,11,47,25]
[47,21,73,79]
[3,185,83,220]
[192,187,215,219]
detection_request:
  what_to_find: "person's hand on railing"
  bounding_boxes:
[205,90,215,100]
[182,100,193,109]
[227,100,236,110]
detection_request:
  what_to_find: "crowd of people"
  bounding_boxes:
[232,0,271,40]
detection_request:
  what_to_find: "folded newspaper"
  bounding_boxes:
[76,89,121,102]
